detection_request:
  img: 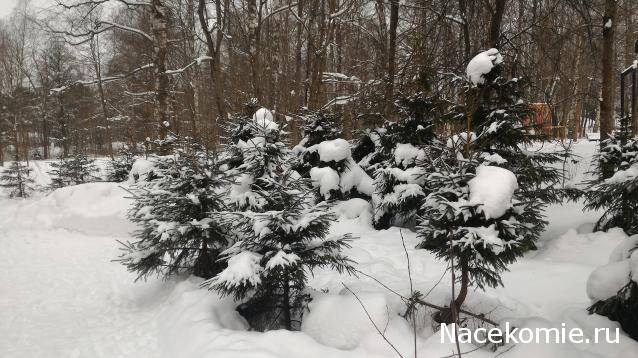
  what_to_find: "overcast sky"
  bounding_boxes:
[0,0,18,18]
[0,0,54,19]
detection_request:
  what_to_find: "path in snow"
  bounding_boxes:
[0,228,170,358]
[0,199,171,358]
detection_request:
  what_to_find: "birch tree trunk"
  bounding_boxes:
[151,0,170,145]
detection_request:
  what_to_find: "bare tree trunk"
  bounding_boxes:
[385,0,399,118]
[151,0,170,145]
[41,90,49,159]
[600,0,617,148]
[248,0,261,100]
[489,0,507,48]
[458,0,471,60]
[91,36,114,160]
[290,0,305,144]
[198,0,227,146]
[375,0,388,76]
[626,0,638,135]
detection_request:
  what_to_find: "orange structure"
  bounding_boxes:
[525,103,565,139]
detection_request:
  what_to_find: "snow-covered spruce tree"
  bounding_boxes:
[417,138,540,323]
[0,158,34,198]
[291,109,342,177]
[456,48,565,209]
[417,49,557,321]
[223,107,292,212]
[584,114,638,234]
[371,94,440,229]
[352,127,386,175]
[306,138,374,203]
[48,153,99,189]
[204,175,355,331]
[118,137,233,280]
[218,111,258,172]
[48,156,72,189]
[107,147,137,182]
[584,114,638,338]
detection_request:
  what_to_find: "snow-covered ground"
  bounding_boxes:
[1,141,638,358]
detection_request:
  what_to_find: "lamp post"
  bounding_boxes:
[619,41,638,141]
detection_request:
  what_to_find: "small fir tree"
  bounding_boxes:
[118,137,233,280]
[223,107,292,212]
[291,109,342,177]
[0,158,34,198]
[48,156,73,189]
[48,153,99,189]
[372,93,440,229]
[351,127,385,174]
[584,113,638,234]
[306,138,374,203]
[417,49,558,321]
[456,51,565,209]
[107,147,137,182]
[584,113,638,339]
[418,139,542,322]
[204,175,355,331]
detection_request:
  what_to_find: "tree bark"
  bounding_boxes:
[385,0,399,118]
[248,0,261,100]
[600,0,617,178]
[151,0,170,146]
[489,0,507,48]
[459,0,471,60]
[197,0,227,146]
[91,36,114,159]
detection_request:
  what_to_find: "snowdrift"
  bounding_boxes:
[2,182,135,236]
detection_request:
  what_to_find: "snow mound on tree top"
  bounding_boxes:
[609,234,638,263]
[587,235,638,302]
[466,48,503,85]
[208,251,263,289]
[5,182,135,236]
[468,165,518,219]
[128,158,156,183]
[253,107,278,131]
[310,167,340,196]
[340,159,374,196]
[307,139,351,162]
[605,164,638,184]
[307,139,374,198]
[394,143,425,167]
[587,260,633,302]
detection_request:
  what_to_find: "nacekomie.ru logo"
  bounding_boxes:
[440,322,620,344]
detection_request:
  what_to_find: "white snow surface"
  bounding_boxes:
[307,138,352,162]
[587,260,632,302]
[307,139,374,198]
[211,251,263,288]
[310,166,340,196]
[394,143,425,167]
[333,198,372,222]
[128,158,156,183]
[466,48,503,85]
[340,158,374,196]
[468,165,518,219]
[2,143,638,358]
[253,107,278,131]
[605,164,638,184]
[586,233,638,302]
